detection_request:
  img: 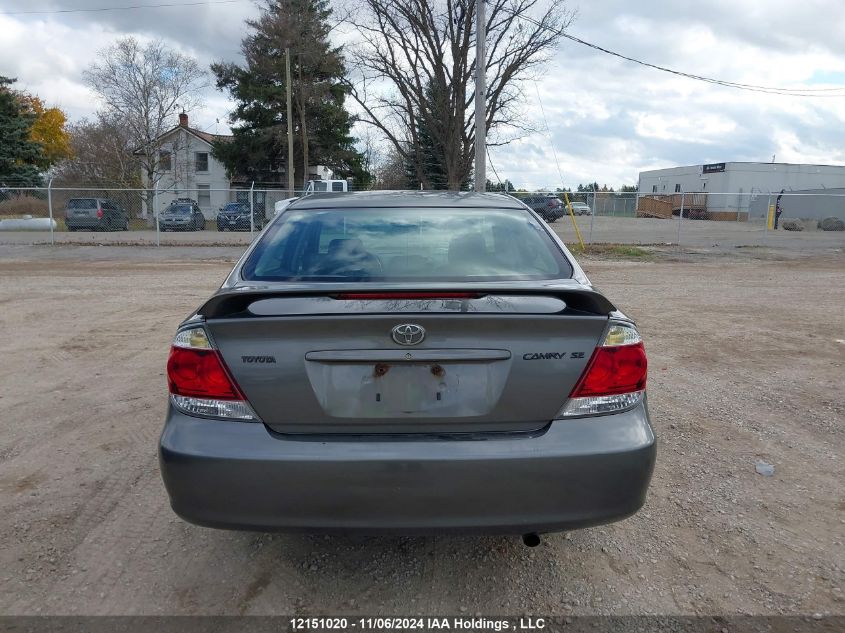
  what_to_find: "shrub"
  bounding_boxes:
[817,217,845,231]
[0,196,49,217]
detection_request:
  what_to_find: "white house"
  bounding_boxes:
[139,113,334,219]
[138,113,231,219]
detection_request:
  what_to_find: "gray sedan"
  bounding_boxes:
[159,191,655,541]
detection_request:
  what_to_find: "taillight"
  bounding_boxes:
[96,206,103,218]
[556,322,647,418]
[166,326,256,421]
[167,347,242,399]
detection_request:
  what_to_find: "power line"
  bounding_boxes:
[485,145,504,188]
[1,0,245,15]
[513,12,845,97]
[533,82,567,189]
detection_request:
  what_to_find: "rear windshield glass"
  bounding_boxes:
[67,199,97,209]
[223,203,246,212]
[241,207,573,282]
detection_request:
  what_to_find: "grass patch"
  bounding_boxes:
[0,196,49,217]
[36,218,151,232]
[571,244,655,259]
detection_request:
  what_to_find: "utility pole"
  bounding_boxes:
[473,0,486,192]
[285,48,295,196]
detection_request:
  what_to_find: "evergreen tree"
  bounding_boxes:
[212,0,369,187]
[487,179,515,192]
[0,77,44,187]
[404,82,470,190]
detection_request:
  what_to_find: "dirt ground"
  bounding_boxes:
[0,245,843,616]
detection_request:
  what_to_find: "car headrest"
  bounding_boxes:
[328,238,365,256]
[448,233,488,264]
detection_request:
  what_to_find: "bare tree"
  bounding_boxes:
[83,37,206,196]
[372,146,410,189]
[54,114,141,187]
[348,0,573,190]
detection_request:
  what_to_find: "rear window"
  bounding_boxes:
[241,207,573,282]
[67,199,97,209]
[223,203,246,212]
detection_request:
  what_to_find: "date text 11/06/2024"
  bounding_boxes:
[289,617,548,631]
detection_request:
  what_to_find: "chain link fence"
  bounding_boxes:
[508,189,845,252]
[0,185,302,243]
[1,185,843,252]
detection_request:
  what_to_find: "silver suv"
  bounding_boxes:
[65,198,129,232]
[569,202,593,216]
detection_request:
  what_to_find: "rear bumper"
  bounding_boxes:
[539,209,564,221]
[217,216,256,230]
[159,221,193,230]
[159,402,656,534]
[65,218,106,229]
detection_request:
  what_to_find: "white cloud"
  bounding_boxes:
[633,113,737,143]
[4,0,845,189]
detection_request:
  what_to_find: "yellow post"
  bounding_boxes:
[562,191,586,251]
[767,205,775,230]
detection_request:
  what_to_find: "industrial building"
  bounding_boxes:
[637,162,845,220]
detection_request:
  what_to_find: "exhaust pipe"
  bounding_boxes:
[522,532,541,548]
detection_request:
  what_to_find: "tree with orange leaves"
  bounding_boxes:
[15,93,72,168]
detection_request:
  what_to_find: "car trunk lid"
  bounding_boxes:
[201,286,612,434]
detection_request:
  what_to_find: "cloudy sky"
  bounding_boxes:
[3,0,845,189]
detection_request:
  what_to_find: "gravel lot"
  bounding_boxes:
[0,245,843,616]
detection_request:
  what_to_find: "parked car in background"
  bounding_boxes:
[159,199,206,231]
[159,191,655,540]
[304,179,349,194]
[65,198,129,232]
[520,193,564,222]
[568,202,592,216]
[216,202,265,231]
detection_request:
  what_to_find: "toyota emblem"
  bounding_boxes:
[391,323,426,346]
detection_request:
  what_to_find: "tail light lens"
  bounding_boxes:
[96,206,103,218]
[167,347,242,399]
[556,322,647,418]
[167,326,256,421]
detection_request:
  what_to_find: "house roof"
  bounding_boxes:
[133,124,232,155]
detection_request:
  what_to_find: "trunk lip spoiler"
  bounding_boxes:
[195,281,616,319]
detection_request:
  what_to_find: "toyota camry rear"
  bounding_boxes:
[159,191,656,534]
